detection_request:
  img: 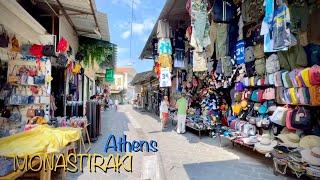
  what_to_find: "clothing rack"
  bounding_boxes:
[85,101,101,141]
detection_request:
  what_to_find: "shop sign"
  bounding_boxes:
[159,67,171,87]
[105,68,114,82]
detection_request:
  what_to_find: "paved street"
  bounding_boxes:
[68,105,292,180]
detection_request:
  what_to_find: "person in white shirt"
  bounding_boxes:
[159,96,169,129]
[114,99,119,111]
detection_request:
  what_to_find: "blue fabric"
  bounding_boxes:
[273,4,291,50]
[262,0,275,52]
[158,38,172,55]
[235,40,245,64]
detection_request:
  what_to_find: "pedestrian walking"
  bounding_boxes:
[176,93,188,134]
[114,99,119,111]
[159,96,169,129]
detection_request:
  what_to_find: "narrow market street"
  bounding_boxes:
[68,105,289,180]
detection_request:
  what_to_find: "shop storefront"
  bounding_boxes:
[0,0,115,179]
[140,0,320,178]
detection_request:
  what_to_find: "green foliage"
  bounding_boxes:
[78,39,117,68]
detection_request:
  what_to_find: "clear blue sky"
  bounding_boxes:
[95,0,165,73]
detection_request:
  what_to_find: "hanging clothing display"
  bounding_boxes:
[157,19,171,38]
[216,23,228,60]
[272,3,291,51]
[190,0,211,51]
[174,49,185,68]
[158,38,172,55]
[193,51,207,72]
[261,0,275,52]
[235,40,245,64]
[158,54,173,71]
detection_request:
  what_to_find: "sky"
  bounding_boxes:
[95,0,166,73]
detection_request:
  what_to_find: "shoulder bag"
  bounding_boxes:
[309,65,320,85]
[0,25,9,48]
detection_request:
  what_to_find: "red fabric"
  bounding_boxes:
[57,37,69,52]
[162,112,169,121]
[29,44,43,59]
[154,62,161,79]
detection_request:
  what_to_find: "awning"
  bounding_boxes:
[139,0,189,60]
[36,0,110,41]
[131,71,157,85]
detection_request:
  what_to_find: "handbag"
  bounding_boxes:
[57,53,68,66]
[11,35,20,52]
[266,54,280,74]
[42,45,55,57]
[309,86,320,105]
[263,88,275,100]
[29,44,44,59]
[20,44,32,57]
[27,76,34,85]
[291,107,312,130]
[26,106,35,118]
[258,89,265,102]
[270,106,288,126]
[8,107,21,122]
[289,69,299,87]
[34,75,45,85]
[285,108,296,130]
[8,65,18,83]
[250,90,259,102]
[268,73,275,85]
[75,52,84,61]
[258,102,268,114]
[255,58,266,76]
[288,88,299,105]
[274,71,284,87]
[261,117,271,130]
[281,71,293,88]
[309,65,320,85]
[0,25,9,48]
[28,67,37,77]
[34,107,45,117]
[57,37,69,52]
[20,73,28,85]
[276,87,285,104]
[253,43,265,59]
[28,95,35,104]
[72,63,81,74]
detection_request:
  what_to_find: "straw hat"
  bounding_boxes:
[242,136,258,145]
[301,147,320,166]
[299,135,320,149]
[255,135,278,154]
[276,133,300,148]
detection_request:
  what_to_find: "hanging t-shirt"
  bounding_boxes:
[174,49,185,68]
[158,38,172,55]
[160,68,171,87]
[157,19,171,38]
[261,0,275,53]
[193,51,207,72]
[273,4,291,51]
[158,54,173,71]
[174,28,185,50]
[235,40,245,64]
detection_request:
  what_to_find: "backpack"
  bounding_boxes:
[309,65,320,85]
[266,54,280,74]
[255,58,266,76]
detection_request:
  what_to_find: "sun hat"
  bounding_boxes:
[242,135,258,145]
[254,134,278,154]
[276,133,300,148]
[299,135,320,149]
[300,147,320,166]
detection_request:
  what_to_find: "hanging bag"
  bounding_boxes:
[34,106,45,117]
[57,37,69,53]
[255,58,266,76]
[8,65,18,83]
[26,106,35,118]
[8,107,21,122]
[291,107,312,130]
[20,44,32,57]
[11,35,20,52]
[29,44,44,59]
[42,45,55,57]
[266,54,280,74]
[0,25,9,48]
[285,108,296,130]
[34,67,45,85]
[309,65,320,85]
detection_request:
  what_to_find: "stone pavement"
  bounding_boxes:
[67,105,294,180]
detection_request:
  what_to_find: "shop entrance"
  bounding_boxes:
[51,66,65,117]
